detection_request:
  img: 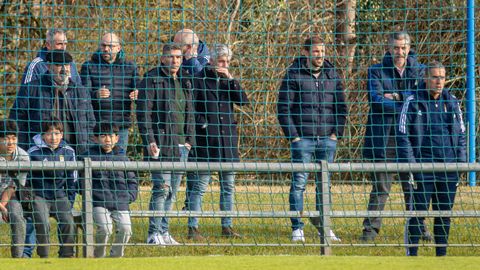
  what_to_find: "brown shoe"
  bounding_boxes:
[221,226,242,238]
[188,227,205,242]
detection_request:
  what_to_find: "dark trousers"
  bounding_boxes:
[407,175,458,256]
[363,171,412,231]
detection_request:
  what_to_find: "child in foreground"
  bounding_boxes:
[79,123,138,258]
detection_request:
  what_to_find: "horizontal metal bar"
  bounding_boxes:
[0,161,479,173]
[127,210,480,218]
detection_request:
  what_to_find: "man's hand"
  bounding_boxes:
[292,137,301,143]
[98,85,111,98]
[184,143,192,151]
[129,89,139,101]
[149,142,159,158]
[183,45,198,61]
[0,203,8,222]
[216,67,233,79]
[384,93,394,100]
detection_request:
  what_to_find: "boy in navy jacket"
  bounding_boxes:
[28,119,76,258]
[79,123,138,257]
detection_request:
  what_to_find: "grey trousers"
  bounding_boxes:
[7,199,26,258]
[363,171,412,232]
[93,207,132,258]
[32,196,75,258]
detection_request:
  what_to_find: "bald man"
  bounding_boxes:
[80,32,139,155]
[173,28,210,75]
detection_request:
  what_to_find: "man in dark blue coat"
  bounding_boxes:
[277,36,347,242]
[185,44,249,241]
[80,32,139,155]
[361,31,432,242]
[397,61,466,256]
[173,28,210,75]
[10,50,96,155]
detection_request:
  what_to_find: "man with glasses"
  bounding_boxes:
[80,32,139,155]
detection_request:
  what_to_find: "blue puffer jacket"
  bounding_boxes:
[397,89,467,164]
[277,57,347,140]
[80,50,139,129]
[28,134,77,202]
[9,73,96,154]
[20,47,82,85]
[79,146,138,211]
[362,51,425,160]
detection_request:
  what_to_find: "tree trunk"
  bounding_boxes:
[335,0,357,81]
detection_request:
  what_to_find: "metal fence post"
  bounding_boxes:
[82,158,94,257]
[320,160,332,255]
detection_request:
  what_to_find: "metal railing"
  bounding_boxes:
[1,160,479,257]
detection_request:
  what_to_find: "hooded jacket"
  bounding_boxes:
[21,47,82,85]
[79,146,138,211]
[9,73,96,154]
[27,134,77,202]
[80,50,139,129]
[362,51,425,160]
[137,66,195,161]
[277,57,347,140]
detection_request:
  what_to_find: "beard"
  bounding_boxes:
[53,72,70,86]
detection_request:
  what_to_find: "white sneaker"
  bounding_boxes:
[318,229,341,242]
[146,232,166,247]
[162,232,180,245]
[292,229,305,242]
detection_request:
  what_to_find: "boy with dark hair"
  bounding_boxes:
[28,119,76,258]
[0,120,30,257]
[79,123,138,257]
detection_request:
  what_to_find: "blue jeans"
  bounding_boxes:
[22,217,36,257]
[289,137,337,230]
[116,128,130,156]
[148,145,189,234]
[187,171,235,228]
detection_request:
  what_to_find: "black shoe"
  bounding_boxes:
[359,228,378,242]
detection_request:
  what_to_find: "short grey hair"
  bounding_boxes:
[46,29,66,45]
[388,31,411,46]
[426,60,446,76]
[210,44,233,61]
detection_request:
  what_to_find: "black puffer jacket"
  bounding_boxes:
[277,57,347,140]
[137,67,195,161]
[79,146,138,211]
[80,50,139,129]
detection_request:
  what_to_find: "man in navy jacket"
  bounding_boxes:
[397,61,466,256]
[80,32,139,155]
[361,31,431,242]
[277,36,347,242]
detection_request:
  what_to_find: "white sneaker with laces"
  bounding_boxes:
[291,229,305,242]
[318,229,342,242]
[162,232,180,245]
[146,232,166,247]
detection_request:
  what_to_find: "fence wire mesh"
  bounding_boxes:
[0,0,479,258]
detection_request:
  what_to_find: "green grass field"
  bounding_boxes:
[2,256,480,270]
[1,182,479,258]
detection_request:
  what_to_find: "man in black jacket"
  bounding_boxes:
[137,44,195,246]
[80,32,139,155]
[185,44,249,241]
[277,36,347,242]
